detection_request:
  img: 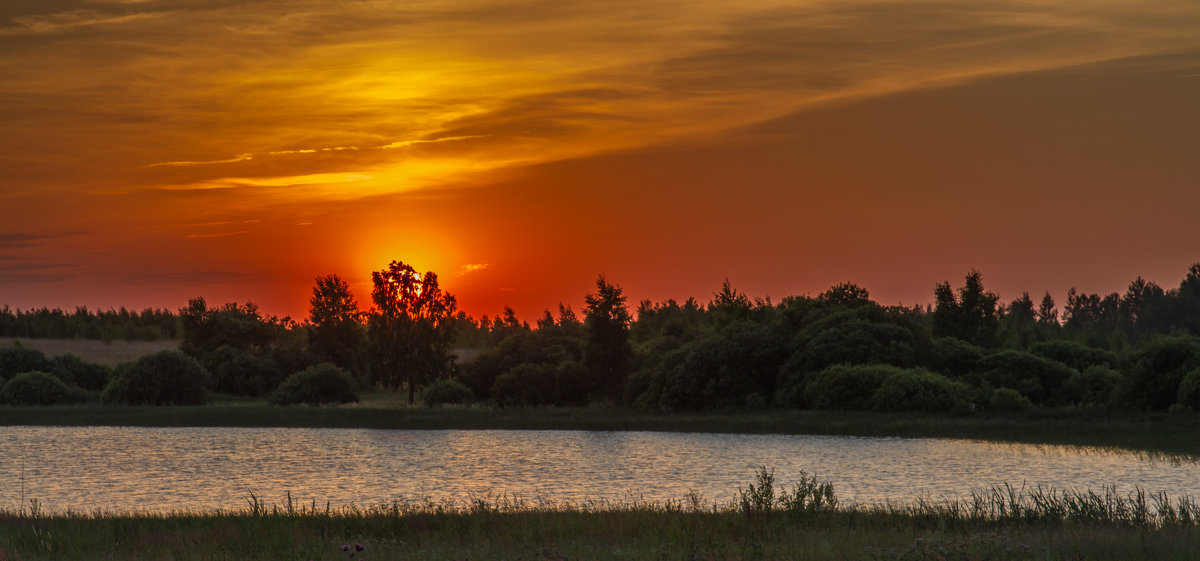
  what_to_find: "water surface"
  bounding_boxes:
[1,427,1196,513]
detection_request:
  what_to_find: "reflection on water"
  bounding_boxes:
[1,426,1197,513]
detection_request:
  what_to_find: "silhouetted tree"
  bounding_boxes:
[583,276,633,400]
[308,274,364,374]
[819,282,873,307]
[367,261,458,403]
[179,298,276,357]
[1036,292,1058,325]
[932,270,1000,346]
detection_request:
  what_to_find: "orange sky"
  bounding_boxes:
[3,0,1200,321]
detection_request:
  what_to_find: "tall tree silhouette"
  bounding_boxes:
[932,270,1000,346]
[1036,292,1058,325]
[583,275,632,400]
[367,261,457,403]
[308,274,363,374]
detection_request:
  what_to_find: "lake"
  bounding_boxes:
[2,426,1197,513]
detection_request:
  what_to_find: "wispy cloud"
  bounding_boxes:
[144,154,254,168]
[185,230,248,239]
[459,263,491,275]
[0,231,82,248]
[0,9,163,36]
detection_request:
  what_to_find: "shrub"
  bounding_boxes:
[50,353,111,391]
[738,466,838,514]
[1126,336,1200,411]
[1,371,81,405]
[204,345,284,397]
[802,364,897,410]
[0,345,51,382]
[492,363,557,407]
[1065,365,1125,409]
[990,388,1033,412]
[103,350,209,405]
[1030,340,1116,372]
[872,368,974,413]
[1176,368,1200,411]
[268,363,357,406]
[650,322,786,410]
[928,337,984,378]
[421,378,473,407]
[976,350,1076,405]
[789,309,917,374]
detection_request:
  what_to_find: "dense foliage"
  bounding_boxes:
[454,264,1200,413]
[0,306,178,340]
[10,262,1200,413]
[0,371,81,405]
[268,363,358,406]
[420,378,474,406]
[0,345,51,382]
[103,350,209,405]
[50,352,112,392]
[367,261,458,404]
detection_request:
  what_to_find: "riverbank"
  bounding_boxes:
[3,488,1199,560]
[3,396,1200,457]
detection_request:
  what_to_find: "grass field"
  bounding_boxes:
[0,338,178,366]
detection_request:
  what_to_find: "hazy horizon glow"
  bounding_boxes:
[3,0,1200,319]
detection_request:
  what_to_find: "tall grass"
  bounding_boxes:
[4,470,1200,560]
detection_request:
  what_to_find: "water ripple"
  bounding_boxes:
[1,426,1197,513]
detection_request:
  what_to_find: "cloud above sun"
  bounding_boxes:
[3,0,1200,316]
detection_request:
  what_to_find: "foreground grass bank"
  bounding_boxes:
[4,482,1200,561]
[3,398,1200,456]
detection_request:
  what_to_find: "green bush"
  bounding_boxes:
[928,337,984,378]
[102,350,209,405]
[50,353,111,391]
[1030,340,1116,372]
[872,368,974,413]
[789,309,917,374]
[0,345,51,382]
[1,371,81,405]
[421,378,474,406]
[492,363,557,407]
[802,364,897,410]
[1175,368,1200,411]
[203,345,284,397]
[1065,365,1125,409]
[490,360,590,407]
[976,350,1076,405]
[268,363,357,406]
[1127,336,1200,411]
[989,388,1033,412]
[647,322,786,410]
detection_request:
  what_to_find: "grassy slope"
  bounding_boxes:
[0,338,178,366]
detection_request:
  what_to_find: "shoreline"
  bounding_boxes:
[3,403,1199,457]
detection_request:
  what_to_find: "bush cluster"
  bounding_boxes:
[421,378,474,406]
[103,350,209,405]
[268,363,358,406]
[0,371,82,405]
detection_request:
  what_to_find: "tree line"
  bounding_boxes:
[5,262,1200,412]
[0,306,180,341]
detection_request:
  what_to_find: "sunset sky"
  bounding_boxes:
[2,0,1200,321]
